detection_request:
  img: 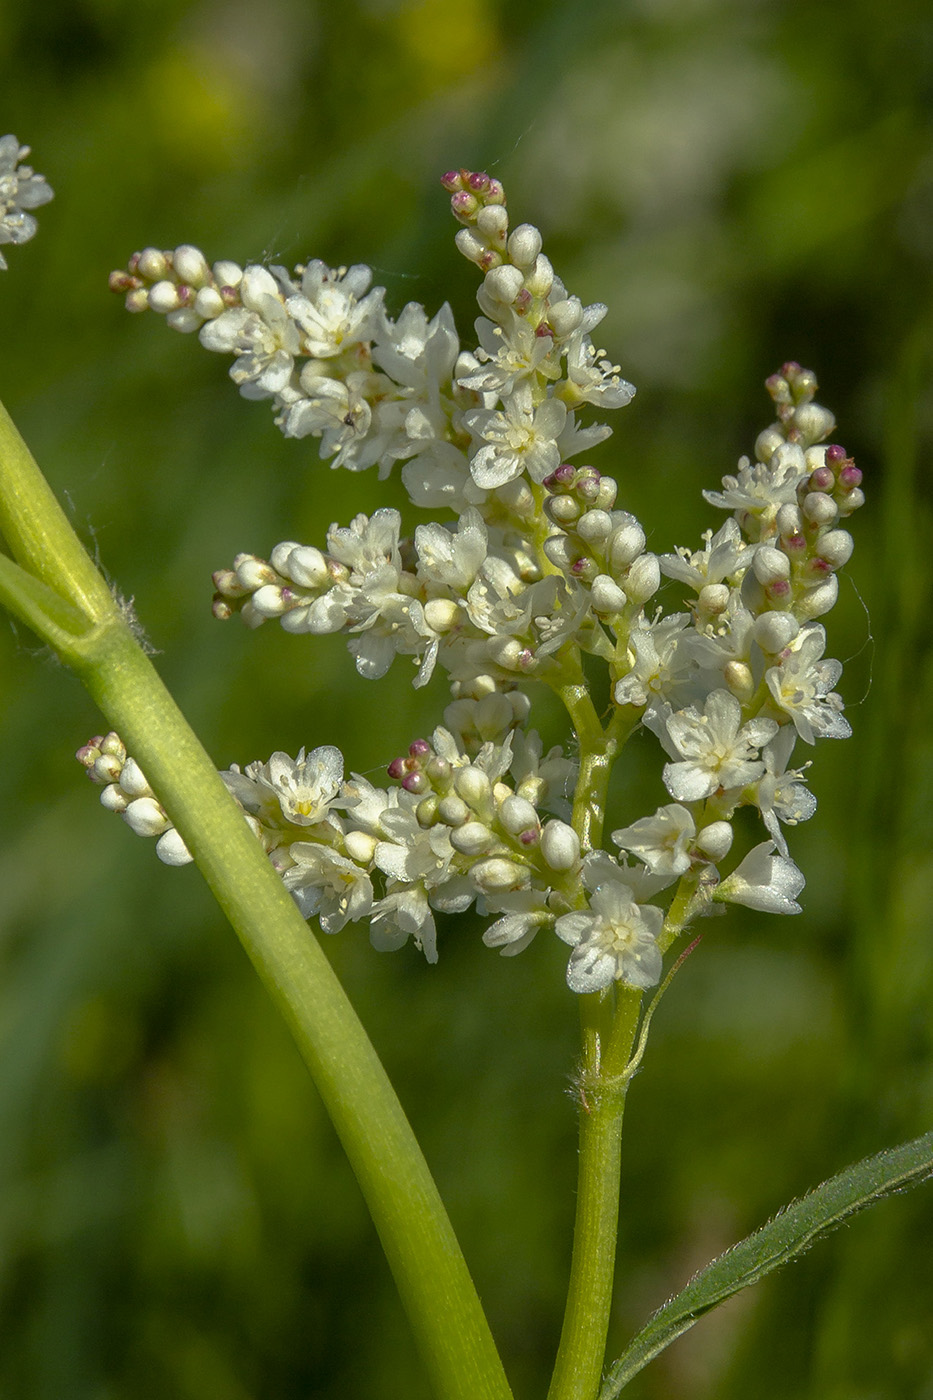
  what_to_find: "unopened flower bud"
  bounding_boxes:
[816,529,853,569]
[173,245,210,286]
[591,574,628,615]
[694,821,733,861]
[753,546,791,586]
[540,820,580,871]
[455,228,487,264]
[148,280,180,313]
[251,585,291,617]
[524,253,553,298]
[451,821,495,855]
[166,307,203,333]
[119,757,151,799]
[424,598,460,632]
[547,298,584,338]
[576,509,613,545]
[797,575,839,619]
[753,611,799,653]
[213,259,243,288]
[802,491,837,525]
[697,583,730,615]
[487,636,525,670]
[546,494,583,525]
[724,660,755,702]
[776,503,803,537]
[283,545,330,589]
[438,794,471,827]
[793,403,835,444]
[475,204,509,242]
[498,795,539,836]
[608,518,646,572]
[837,486,865,516]
[469,858,530,893]
[100,784,129,814]
[122,796,170,837]
[455,766,493,812]
[416,796,439,827]
[156,828,194,866]
[755,424,785,462]
[483,264,524,304]
[625,553,661,603]
[345,830,378,863]
[235,554,278,590]
[495,477,536,517]
[507,223,542,267]
[194,286,225,320]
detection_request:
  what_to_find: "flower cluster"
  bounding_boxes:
[95,171,864,994]
[0,136,53,270]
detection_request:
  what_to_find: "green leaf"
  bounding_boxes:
[600,1129,933,1398]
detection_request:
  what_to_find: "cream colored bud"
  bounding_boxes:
[235,555,278,590]
[193,286,224,320]
[753,611,799,653]
[424,598,461,633]
[122,797,170,837]
[817,529,853,568]
[173,245,211,286]
[483,264,524,304]
[451,821,495,855]
[119,757,151,799]
[506,223,542,268]
[547,298,584,338]
[625,553,661,603]
[793,403,835,444]
[498,795,539,835]
[156,828,194,866]
[166,308,203,333]
[697,583,730,615]
[437,794,471,827]
[776,503,803,537]
[469,858,530,893]
[137,248,168,279]
[524,253,553,298]
[475,204,509,240]
[495,477,536,517]
[798,576,838,620]
[100,784,128,814]
[455,766,493,811]
[540,820,580,871]
[345,830,378,863]
[284,545,330,588]
[487,636,525,670]
[694,821,733,861]
[608,518,646,572]
[416,796,439,828]
[251,585,291,617]
[753,546,791,586]
[755,424,785,463]
[148,280,180,313]
[455,228,486,264]
[802,492,837,525]
[724,661,755,702]
[213,259,243,288]
[576,509,613,545]
[591,574,628,615]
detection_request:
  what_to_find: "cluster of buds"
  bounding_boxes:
[94,171,864,996]
[76,733,192,865]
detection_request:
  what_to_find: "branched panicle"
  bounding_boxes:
[93,170,864,994]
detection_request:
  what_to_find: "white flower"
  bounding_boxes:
[555,883,664,993]
[613,613,695,709]
[562,332,636,409]
[655,690,778,802]
[764,625,851,743]
[226,746,345,828]
[612,804,696,879]
[703,445,811,537]
[0,135,53,269]
[199,265,299,395]
[465,384,567,489]
[284,843,374,932]
[755,726,817,856]
[659,519,753,590]
[481,889,553,955]
[716,841,805,915]
[414,509,488,590]
[285,261,384,358]
[373,301,460,392]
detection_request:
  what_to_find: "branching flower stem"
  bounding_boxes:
[0,401,514,1400]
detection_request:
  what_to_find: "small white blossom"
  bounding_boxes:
[765,625,851,743]
[0,136,53,269]
[715,841,805,915]
[654,690,778,802]
[555,883,664,993]
[612,804,696,879]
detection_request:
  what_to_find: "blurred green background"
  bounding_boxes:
[2,0,933,1396]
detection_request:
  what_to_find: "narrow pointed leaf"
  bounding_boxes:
[600,1129,933,1397]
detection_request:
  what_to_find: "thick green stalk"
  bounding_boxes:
[0,403,513,1400]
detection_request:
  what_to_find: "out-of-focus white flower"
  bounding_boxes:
[0,136,53,269]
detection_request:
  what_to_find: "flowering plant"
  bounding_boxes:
[1,145,930,1400]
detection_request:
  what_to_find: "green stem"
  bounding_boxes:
[546,667,645,1399]
[0,403,513,1400]
[546,986,643,1400]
